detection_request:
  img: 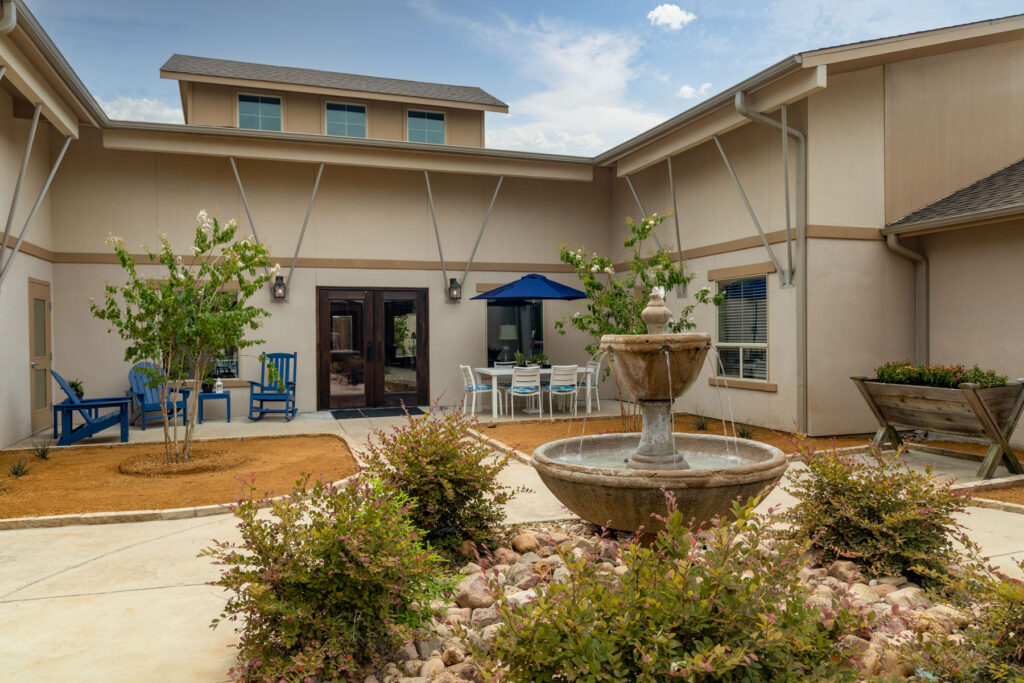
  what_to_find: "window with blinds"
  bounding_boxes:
[716,276,767,380]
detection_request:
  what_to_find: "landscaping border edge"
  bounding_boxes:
[0,432,365,530]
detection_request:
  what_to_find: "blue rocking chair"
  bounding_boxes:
[127,361,191,430]
[51,370,131,446]
[248,352,297,421]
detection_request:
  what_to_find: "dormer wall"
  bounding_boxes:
[181,80,486,147]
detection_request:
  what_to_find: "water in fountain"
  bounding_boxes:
[704,347,740,453]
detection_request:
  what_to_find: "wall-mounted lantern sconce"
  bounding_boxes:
[447,277,462,303]
[271,275,287,302]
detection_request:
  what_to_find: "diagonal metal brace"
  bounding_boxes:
[285,162,325,288]
[712,135,792,287]
[228,157,270,276]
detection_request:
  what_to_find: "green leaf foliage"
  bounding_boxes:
[875,361,1007,389]
[362,408,519,559]
[478,496,869,681]
[202,476,453,682]
[780,445,970,584]
[89,211,273,462]
[555,214,721,359]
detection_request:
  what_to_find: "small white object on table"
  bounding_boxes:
[475,366,594,419]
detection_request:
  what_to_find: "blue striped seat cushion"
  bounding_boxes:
[465,384,492,391]
[511,386,539,394]
[545,384,576,391]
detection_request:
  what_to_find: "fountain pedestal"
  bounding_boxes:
[531,289,789,532]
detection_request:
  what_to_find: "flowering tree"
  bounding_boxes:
[91,211,276,463]
[556,213,720,426]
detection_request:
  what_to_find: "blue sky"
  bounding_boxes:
[29,0,1024,156]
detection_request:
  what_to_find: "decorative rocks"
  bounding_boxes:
[454,574,493,610]
[510,532,539,553]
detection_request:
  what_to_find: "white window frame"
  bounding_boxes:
[324,100,368,138]
[715,276,769,382]
[237,92,283,131]
[406,107,446,145]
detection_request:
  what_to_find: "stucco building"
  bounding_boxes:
[2,0,1023,447]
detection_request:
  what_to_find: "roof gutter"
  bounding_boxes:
[734,90,809,433]
[0,0,17,35]
[594,54,803,165]
[883,203,1024,236]
[885,233,929,364]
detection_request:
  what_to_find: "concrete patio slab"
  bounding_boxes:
[2,410,1023,681]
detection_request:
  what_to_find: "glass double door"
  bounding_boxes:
[317,288,428,410]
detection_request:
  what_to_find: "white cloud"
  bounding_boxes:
[98,96,183,123]
[412,6,668,155]
[677,82,712,99]
[647,4,697,30]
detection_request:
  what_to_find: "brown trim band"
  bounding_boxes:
[12,225,882,271]
[708,377,778,393]
[706,261,776,282]
[4,235,56,262]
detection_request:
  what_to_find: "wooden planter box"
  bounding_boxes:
[851,376,1024,479]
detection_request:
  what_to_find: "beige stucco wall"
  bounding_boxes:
[805,239,916,436]
[884,38,1024,222]
[0,87,58,447]
[40,130,607,430]
[186,81,485,146]
[806,67,885,229]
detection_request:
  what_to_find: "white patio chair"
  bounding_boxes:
[509,366,542,420]
[579,352,605,411]
[545,365,579,418]
[493,360,515,413]
[460,365,494,417]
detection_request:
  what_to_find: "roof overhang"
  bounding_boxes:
[600,63,826,177]
[802,13,1024,74]
[0,30,80,136]
[102,121,592,181]
[160,70,510,113]
[882,204,1024,237]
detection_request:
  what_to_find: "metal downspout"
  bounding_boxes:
[0,0,17,35]
[734,91,808,432]
[885,233,929,364]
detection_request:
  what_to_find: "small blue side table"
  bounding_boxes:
[197,391,231,424]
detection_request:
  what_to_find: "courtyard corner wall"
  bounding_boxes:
[46,128,608,419]
[918,220,1024,443]
[0,87,58,448]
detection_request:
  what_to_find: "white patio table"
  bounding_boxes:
[475,365,594,419]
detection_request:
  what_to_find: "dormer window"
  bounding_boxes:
[326,103,367,138]
[408,110,445,144]
[238,94,281,131]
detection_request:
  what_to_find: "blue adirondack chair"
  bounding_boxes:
[248,352,297,420]
[50,370,131,446]
[127,361,191,430]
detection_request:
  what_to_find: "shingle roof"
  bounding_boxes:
[160,54,507,109]
[887,156,1024,228]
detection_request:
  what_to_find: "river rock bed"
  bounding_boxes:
[364,524,976,682]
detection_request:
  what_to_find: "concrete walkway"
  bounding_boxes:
[1,414,1022,681]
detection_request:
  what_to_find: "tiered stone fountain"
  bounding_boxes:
[532,289,788,532]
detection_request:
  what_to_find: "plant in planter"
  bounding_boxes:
[66,378,84,399]
[527,350,548,366]
[851,361,1023,479]
[513,350,525,367]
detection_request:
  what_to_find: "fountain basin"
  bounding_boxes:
[533,433,787,532]
[601,332,710,402]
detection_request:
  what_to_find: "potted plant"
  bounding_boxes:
[851,361,1023,478]
[528,350,549,368]
[67,378,84,399]
[513,351,525,367]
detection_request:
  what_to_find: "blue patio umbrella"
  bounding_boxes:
[471,273,586,301]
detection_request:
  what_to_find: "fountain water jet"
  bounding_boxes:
[532,289,788,532]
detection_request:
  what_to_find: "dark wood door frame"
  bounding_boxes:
[316,287,429,410]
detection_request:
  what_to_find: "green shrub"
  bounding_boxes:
[736,424,755,439]
[780,445,969,583]
[8,458,30,477]
[478,496,869,681]
[693,414,708,431]
[875,361,1007,388]
[32,442,51,460]
[202,476,453,682]
[363,408,517,558]
[904,557,1024,681]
